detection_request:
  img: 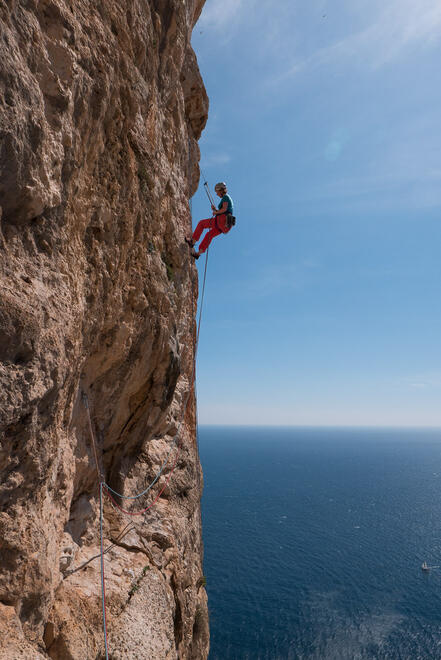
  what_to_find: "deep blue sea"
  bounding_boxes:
[199,427,441,660]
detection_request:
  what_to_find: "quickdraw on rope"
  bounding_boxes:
[82,240,209,659]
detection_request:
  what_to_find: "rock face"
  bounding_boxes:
[0,1,209,658]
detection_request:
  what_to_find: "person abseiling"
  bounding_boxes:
[186,182,235,259]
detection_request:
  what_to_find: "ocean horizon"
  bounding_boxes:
[199,426,441,659]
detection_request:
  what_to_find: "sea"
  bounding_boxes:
[199,427,441,660]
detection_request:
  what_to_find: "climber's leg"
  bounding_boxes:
[192,218,212,243]
[198,226,222,253]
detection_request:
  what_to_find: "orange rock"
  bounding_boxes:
[0,0,209,657]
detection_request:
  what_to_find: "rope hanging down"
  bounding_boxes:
[99,249,209,513]
[84,246,209,660]
[99,483,109,658]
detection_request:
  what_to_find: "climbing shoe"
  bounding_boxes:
[185,237,195,247]
[191,249,200,260]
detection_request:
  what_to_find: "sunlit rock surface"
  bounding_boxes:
[0,0,209,657]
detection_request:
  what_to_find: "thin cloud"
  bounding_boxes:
[203,152,231,168]
[291,169,441,212]
[290,122,441,212]
[197,0,250,34]
[243,259,321,298]
[404,373,441,391]
[276,0,441,81]
[345,1,441,68]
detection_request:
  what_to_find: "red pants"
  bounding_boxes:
[192,217,224,253]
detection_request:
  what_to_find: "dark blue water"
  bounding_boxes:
[199,427,441,660]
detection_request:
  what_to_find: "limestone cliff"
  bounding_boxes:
[0,0,209,657]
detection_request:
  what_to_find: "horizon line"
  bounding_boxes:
[197,423,441,430]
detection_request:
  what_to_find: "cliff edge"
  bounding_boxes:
[0,0,209,657]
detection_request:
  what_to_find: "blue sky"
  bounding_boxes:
[190,0,441,426]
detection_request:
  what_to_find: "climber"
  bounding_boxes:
[186,182,235,259]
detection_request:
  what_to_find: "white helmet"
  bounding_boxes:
[214,182,227,192]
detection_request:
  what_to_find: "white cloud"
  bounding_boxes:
[291,169,441,213]
[277,0,441,80]
[346,1,441,68]
[396,373,441,393]
[289,119,441,212]
[202,152,231,168]
[408,373,441,390]
[242,259,321,298]
[197,0,250,33]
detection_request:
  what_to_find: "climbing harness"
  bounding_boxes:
[82,244,209,659]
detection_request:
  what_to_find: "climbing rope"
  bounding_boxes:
[99,483,109,659]
[82,392,103,484]
[83,243,209,659]
[200,165,216,209]
[82,152,215,656]
[99,249,208,512]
